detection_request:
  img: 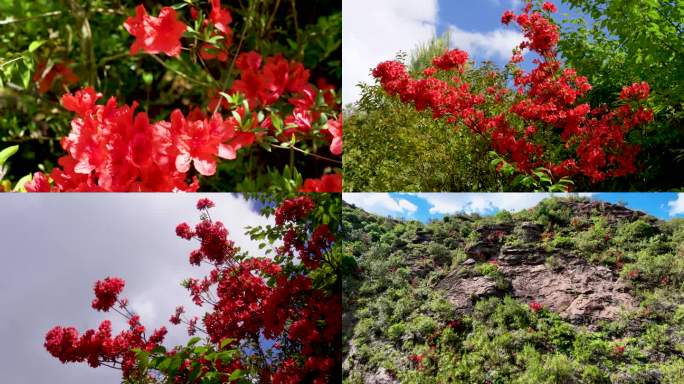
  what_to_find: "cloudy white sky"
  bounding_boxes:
[0,194,271,383]
[342,0,578,105]
[343,193,684,222]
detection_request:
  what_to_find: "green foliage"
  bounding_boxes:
[134,338,247,384]
[343,35,507,192]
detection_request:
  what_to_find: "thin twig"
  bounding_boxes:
[271,144,342,164]
[0,11,63,26]
[150,54,213,87]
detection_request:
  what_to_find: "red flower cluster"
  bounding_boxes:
[232,52,310,109]
[26,88,203,191]
[175,197,340,382]
[274,196,316,225]
[185,219,237,265]
[45,282,167,377]
[91,277,125,312]
[197,0,234,61]
[528,301,544,313]
[372,1,653,186]
[300,173,343,192]
[542,2,558,13]
[431,49,468,71]
[124,5,187,57]
[620,81,650,101]
[196,197,215,210]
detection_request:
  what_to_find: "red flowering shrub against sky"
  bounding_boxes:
[44,195,342,383]
[372,0,653,188]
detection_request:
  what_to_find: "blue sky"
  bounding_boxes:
[343,193,684,222]
[343,0,587,105]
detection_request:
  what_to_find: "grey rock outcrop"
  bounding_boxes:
[435,273,501,312]
[438,247,637,327]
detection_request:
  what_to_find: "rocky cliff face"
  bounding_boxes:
[437,216,638,327]
[438,244,637,327]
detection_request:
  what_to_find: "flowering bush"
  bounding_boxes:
[365,0,653,191]
[44,193,342,383]
[0,1,341,192]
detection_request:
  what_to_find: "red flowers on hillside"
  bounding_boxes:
[123,5,187,57]
[529,302,544,313]
[372,1,653,187]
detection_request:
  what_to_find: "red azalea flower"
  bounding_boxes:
[91,277,125,312]
[209,0,232,35]
[326,115,343,156]
[620,81,650,101]
[528,302,543,313]
[172,110,232,176]
[501,10,516,24]
[432,49,468,71]
[61,87,102,117]
[196,198,215,210]
[123,5,187,57]
[25,172,52,192]
[33,61,79,94]
[176,222,194,240]
[300,174,342,192]
[542,2,558,13]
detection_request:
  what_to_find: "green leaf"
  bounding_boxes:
[13,173,32,192]
[187,336,202,347]
[28,40,45,53]
[228,369,244,381]
[20,66,31,88]
[0,145,19,167]
[220,339,235,349]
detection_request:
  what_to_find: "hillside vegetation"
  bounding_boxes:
[343,197,684,383]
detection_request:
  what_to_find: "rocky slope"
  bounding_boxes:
[343,197,684,384]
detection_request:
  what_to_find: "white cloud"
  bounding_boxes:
[342,0,438,105]
[343,193,417,216]
[448,25,523,61]
[398,199,418,213]
[667,193,684,216]
[416,193,593,215]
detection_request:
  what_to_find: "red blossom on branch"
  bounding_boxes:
[300,173,343,192]
[33,61,79,94]
[123,5,187,57]
[274,196,315,226]
[91,277,125,312]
